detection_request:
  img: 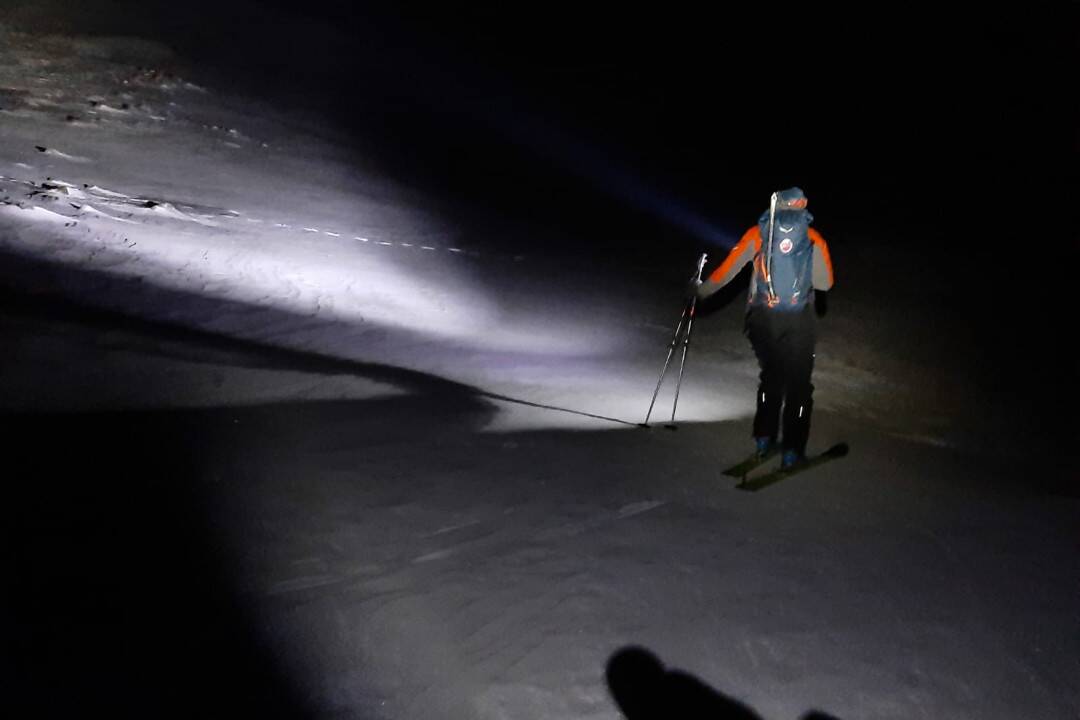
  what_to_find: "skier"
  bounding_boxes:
[692,187,834,469]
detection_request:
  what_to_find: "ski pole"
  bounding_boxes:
[641,252,707,427]
[641,302,689,427]
[666,252,707,427]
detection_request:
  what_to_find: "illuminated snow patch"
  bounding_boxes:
[0,202,497,343]
[78,204,138,223]
[1,201,618,357]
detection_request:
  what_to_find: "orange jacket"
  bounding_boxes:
[699,225,833,299]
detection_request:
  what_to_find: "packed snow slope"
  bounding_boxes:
[2,18,1076,720]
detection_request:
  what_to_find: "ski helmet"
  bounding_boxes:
[776,187,807,209]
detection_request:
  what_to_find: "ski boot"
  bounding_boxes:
[755,436,775,459]
[781,449,805,470]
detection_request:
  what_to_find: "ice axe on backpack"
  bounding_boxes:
[640,252,707,429]
[765,190,779,306]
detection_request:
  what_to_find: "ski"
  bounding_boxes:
[721,446,780,478]
[735,443,849,492]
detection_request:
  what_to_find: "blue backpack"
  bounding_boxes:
[750,207,815,310]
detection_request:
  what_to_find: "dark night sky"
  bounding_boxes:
[19,0,1075,241]
[228,4,1075,226]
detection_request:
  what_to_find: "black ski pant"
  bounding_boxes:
[745,305,817,455]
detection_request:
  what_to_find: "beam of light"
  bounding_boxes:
[487,106,740,252]
[1,192,755,432]
[367,42,741,252]
[0,191,625,360]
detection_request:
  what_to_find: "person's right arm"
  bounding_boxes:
[697,226,759,299]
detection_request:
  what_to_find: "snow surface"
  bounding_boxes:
[1,21,1076,720]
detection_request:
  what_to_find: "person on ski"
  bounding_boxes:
[693,187,834,468]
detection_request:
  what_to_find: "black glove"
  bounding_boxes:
[684,279,703,303]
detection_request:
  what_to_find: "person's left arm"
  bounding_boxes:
[809,228,834,290]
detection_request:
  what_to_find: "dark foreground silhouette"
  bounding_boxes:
[607,646,841,720]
